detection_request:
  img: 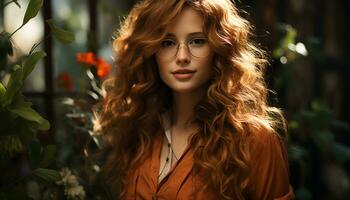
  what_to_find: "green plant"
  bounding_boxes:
[288,100,350,199]
[273,24,350,200]
[0,0,75,199]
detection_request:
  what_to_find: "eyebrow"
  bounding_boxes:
[165,32,205,37]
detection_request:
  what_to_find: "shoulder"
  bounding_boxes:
[246,127,289,173]
[247,127,287,157]
[245,128,293,199]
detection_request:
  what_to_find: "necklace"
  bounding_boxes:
[170,126,179,161]
[158,126,178,179]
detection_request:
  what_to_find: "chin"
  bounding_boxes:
[169,83,206,94]
[171,87,196,93]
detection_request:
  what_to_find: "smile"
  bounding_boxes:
[172,69,196,79]
[173,73,195,79]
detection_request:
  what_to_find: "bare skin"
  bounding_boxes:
[170,89,203,161]
[157,7,213,171]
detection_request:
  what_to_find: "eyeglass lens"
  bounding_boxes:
[157,38,211,58]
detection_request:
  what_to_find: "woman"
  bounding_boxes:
[98,0,294,199]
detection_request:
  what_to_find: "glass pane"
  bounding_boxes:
[52,0,90,92]
[97,0,124,61]
[4,0,45,92]
[96,1,137,80]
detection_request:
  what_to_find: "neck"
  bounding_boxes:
[171,88,205,130]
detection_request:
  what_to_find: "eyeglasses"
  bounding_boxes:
[156,37,211,59]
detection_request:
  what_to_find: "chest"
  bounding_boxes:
[125,134,217,200]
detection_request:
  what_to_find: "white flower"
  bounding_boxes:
[56,168,86,200]
[65,185,86,200]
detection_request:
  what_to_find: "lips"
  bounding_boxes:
[172,69,196,74]
[172,69,196,79]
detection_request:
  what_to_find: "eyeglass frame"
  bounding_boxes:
[156,35,212,59]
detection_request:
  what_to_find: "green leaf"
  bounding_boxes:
[22,0,44,25]
[8,100,50,131]
[0,82,6,104]
[23,51,46,80]
[38,145,56,168]
[11,93,32,108]
[46,19,75,44]
[3,65,23,106]
[53,28,75,44]
[281,25,297,49]
[32,168,61,183]
[0,32,13,56]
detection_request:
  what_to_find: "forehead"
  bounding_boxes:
[166,7,204,36]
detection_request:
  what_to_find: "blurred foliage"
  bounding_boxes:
[1,0,349,199]
[0,0,76,199]
[273,25,350,199]
[55,65,109,199]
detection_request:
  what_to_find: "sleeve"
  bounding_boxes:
[247,131,294,200]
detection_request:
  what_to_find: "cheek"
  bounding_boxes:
[155,54,166,68]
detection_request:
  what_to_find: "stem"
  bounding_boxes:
[29,33,51,55]
[8,24,24,39]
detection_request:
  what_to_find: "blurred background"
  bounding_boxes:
[0,0,349,199]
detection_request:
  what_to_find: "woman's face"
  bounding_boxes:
[155,7,214,94]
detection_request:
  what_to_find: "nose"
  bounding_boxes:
[175,43,191,65]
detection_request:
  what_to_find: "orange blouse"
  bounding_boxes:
[125,130,294,200]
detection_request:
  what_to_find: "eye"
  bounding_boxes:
[189,38,207,46]
[160,39,176,48]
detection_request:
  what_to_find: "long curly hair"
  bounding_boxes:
[98,0,286,199]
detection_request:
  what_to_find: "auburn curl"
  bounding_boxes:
[97,0,287,199]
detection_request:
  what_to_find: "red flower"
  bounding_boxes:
[57,72,73,91]
[76,52,112,79]
[76,52,96,66]
[96,58,111,79]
